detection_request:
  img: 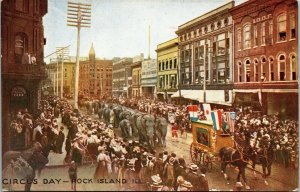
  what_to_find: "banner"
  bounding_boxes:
[187,105,198,121]
[224,111,235,133]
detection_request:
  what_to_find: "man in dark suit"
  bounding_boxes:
[56,127,65,154]
[199,167,209,191]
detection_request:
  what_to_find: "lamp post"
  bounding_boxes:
[67,1,91,109]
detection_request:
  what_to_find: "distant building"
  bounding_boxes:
[141,59,157,98]
[1,0,48,151]
[79,44,113,99]
[131,54,144,98]
[156,38,179,101]
[230,0,298,118]
[112,58,133,97]
[45,59,75,97]
[175,1,234,106]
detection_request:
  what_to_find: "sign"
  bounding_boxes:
[253,14,272,24]
[11,86,27,97]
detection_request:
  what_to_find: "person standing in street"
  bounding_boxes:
[68,161,77,191]
[56,126,65,154]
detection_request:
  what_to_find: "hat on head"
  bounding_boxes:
[151,174,162,185]
[190,164,199,171]
[127,160,135,167]
[169,157,175,165]
[182,181,193,188]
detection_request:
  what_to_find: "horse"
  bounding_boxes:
[249,141,275,185]
[219,146,253,190]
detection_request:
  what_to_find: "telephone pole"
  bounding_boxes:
[67,1,91,109]
[56,47,69,99]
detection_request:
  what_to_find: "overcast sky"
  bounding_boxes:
[44,0,247,63]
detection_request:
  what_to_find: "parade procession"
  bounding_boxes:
[1,0,299,191]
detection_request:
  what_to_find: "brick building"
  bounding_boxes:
[131,54,144,98]
[112,58,133,97]
[175,1,234,106]
[1,0,48,152]
[230,0,298,118]
[79,44,113,99]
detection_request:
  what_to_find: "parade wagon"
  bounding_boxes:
[190,120,234,168]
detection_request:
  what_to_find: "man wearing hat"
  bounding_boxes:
[56,126,65,154]
[187,164,203,191]
[163,157,175,187]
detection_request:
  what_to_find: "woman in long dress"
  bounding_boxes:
[94,147,108,180]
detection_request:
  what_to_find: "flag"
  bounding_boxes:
[187,105,198,121]
[224,111,235,133]
[202,103,212,121]
[211,111,221,131]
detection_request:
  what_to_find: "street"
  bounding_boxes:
[4,104,298,191]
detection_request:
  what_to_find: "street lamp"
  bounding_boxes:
[67,1,91,109]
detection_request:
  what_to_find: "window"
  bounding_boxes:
[211,23,214,31]
[261,22,266,45]
[254,25,258,46]
[169,60,172,69]
[217,21,221,28]
[278,55,286,81]
[261,57,266,81]
[162,62,165,70]
[15,33,28,64]
[174,59,177,68]
[290,13,296,39]
[224,18,228,26]
[269,20,273,44]
[238,62,242,82]
[254,59,259,81]
[243,24,251,49]
[291,55,297,80]
[237,28,242,50]
[245,60,251,82]
[217,33,226,55]
[166,61,168,70]
[277,14,287,41]
[204,26,208,33]
[15,0,24,12]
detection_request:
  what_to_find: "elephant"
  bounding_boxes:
[92,100,99,114]
[113,106,123,128]
[155,117,168,147]
[119,110,131,121]
[119,119,132,138]
[130,112,141,137]
[103,106,115,125]
[136,114,155,148]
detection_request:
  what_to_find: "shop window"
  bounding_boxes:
[217,33,225,55]
[243,24,251,49]
[277,14,287,42]
[261,57,266,81]
[174,59,177,68]
[169,60,172,69]
[166,61,168,70]
[278,55,286,81]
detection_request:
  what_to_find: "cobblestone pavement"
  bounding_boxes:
[3,106,298,191]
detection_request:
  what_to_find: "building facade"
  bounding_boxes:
[230,0,298,118]
[79,44,113,99]
[1,0,48,151]
[141,59,157,98]
[156,38,178,101]
[131,54,144,98]
[112,58,133,97]
[175,1,234,106]
[45,59,75,97]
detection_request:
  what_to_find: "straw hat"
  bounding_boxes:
[190,164,199,171]
[151,174,162,185]
[182,181,193,188]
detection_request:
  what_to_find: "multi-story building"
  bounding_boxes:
[112,58,133,97]
[175,1,234,106]
[141,59,157,98]
[1,0,48,151]
[45,59,75,97]
[230,0,298,118]
[79,44,113,99]
[131,54,144,98]
[156,38,178,101]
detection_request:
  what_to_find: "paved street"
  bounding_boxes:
[4,105,297,191]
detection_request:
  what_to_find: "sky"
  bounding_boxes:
[44,0,247,63]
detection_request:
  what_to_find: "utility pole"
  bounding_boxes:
[67,1,91,109]
[56,47,70,99]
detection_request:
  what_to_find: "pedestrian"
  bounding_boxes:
[56,126,65,154]
[171,123,178,141]
[68,161,77,191]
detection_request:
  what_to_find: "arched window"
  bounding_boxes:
[277,13,287,41]
[291,54,297,80]
[243,24,251,49]
[245,60,251,82]
[290,13,296,39]
[278,55,286,81]
[254,59,259,82]
[269,57,274,81]
[15,33,28,64]
[238,62,242,82]
[162,61,165,70]
[261,57,266,81]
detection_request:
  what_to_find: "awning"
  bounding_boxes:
[171,89,232,106]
